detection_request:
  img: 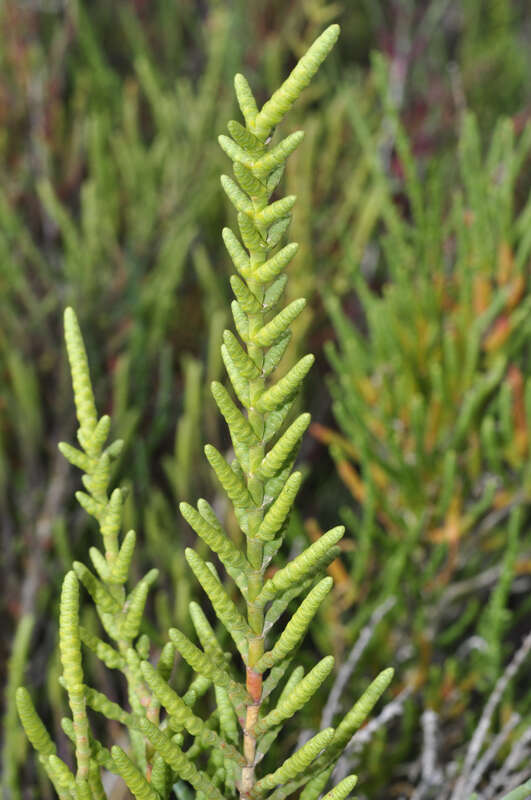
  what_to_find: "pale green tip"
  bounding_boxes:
[320,24,341,49]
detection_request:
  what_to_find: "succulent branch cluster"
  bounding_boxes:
[15,25,394,800]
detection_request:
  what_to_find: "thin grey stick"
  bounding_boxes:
[411,710,444,800]
[484,728,531,800]
[450,630,531,800]
[463,713,521,798]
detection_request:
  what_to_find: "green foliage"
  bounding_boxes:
[0,6,240,730]
[325,111,530,547]
[459,0,530,123]
[2,616,35,800]
[5,4,531,798]
[314,84,531,798]
[15,26,394,800]
[321,111,530,633]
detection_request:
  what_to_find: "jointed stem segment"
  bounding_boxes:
[210,24,343,797]
[17,23,394,800]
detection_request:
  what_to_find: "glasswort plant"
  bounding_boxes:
[16,25,394,800]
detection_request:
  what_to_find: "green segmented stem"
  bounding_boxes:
[179,25,342,799]
[59,572,90,780]
[18,23,393,800]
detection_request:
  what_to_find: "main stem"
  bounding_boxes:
[241,203,269,798]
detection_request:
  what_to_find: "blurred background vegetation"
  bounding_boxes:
[1,1,530,798]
